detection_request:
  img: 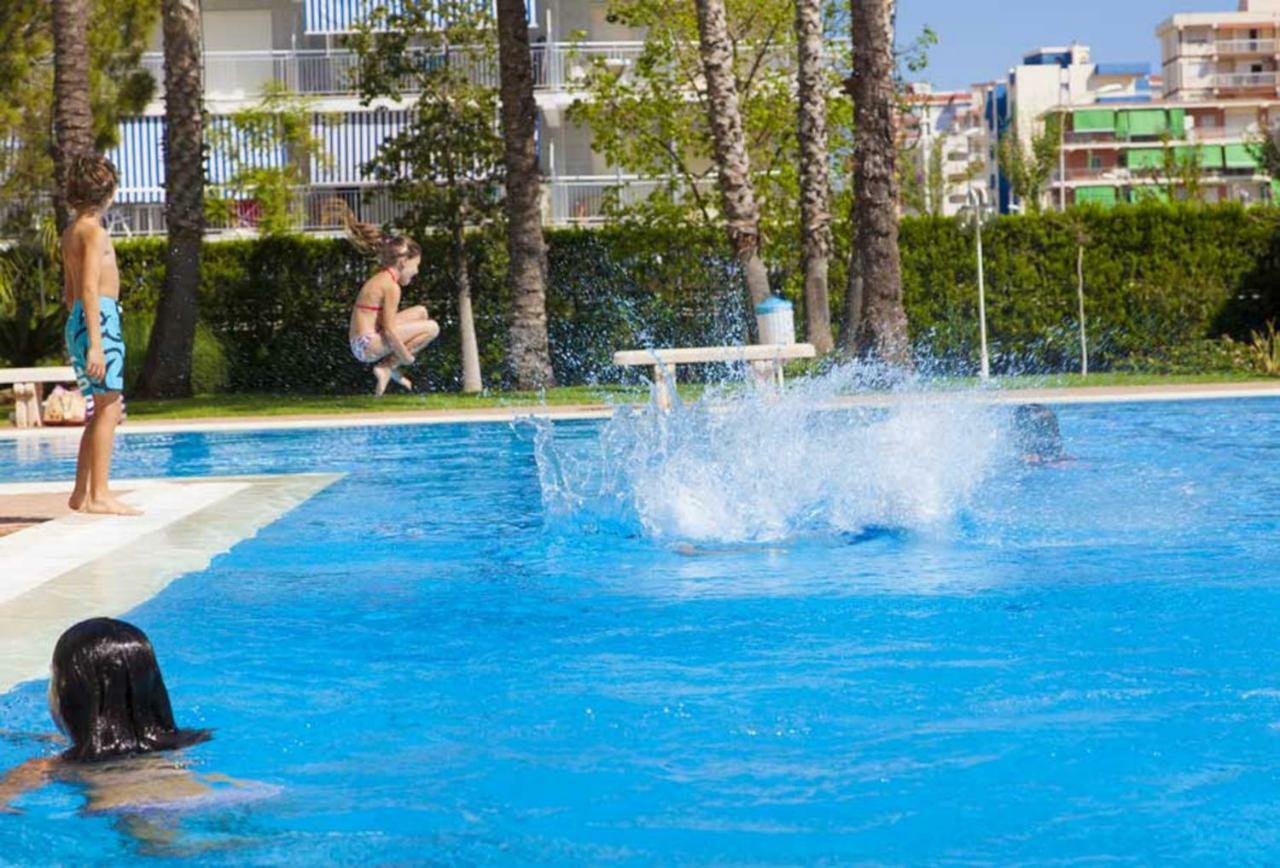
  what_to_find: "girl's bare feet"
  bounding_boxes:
[68,490,87,511]
[373,363,392,397]
[389,369,413,392]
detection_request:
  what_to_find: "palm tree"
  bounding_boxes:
[495,0,555,389]
[794,0,834,353]
[136,0,204,397]
[844,0,909,364]
[693,0,771,314]
[50,0,94,232]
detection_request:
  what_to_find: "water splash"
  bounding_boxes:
[534,362,1008,544]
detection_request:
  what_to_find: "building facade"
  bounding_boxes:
[900,84,987,218]
[102,0,660,236]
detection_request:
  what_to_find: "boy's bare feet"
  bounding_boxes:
[373,364,392,397]
[82,494,143,516]
[68,490,87,511]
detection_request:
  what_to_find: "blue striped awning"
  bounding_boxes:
[304,0,535,34]
[205,116,288,186]
[105,117,165,203]
[311,111,412,185]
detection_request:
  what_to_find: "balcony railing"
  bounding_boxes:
[5,175,713,238]
[1215,38,1279,54]
[140,43,649,98]
[1214,71,1279,89]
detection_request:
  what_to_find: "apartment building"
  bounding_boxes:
[900,84,987,217]
[101,0,657,235]
[1042,0,1280,208]
[981,45,1156,212]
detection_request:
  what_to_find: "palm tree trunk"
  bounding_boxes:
[495,0,555,389]
[454,221,483,394]
[848,0,909,365]
[693,0,771,317]
[137,0,204,398]
[51,0,94,233]
[794,0,834,354]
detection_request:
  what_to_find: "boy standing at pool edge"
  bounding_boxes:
[62,155,140,516]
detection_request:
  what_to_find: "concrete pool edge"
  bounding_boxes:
[0,472,341,694]
[3,381,1279,440]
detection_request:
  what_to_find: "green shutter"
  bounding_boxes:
[1224,143,1261,168]
[1198,145,1225,168]
[1168,108,1186,138]
[1074,186,1117,207]
[1127,149,1165,169]
[1115,112,1130,140]
[1073,109,1116,133]
[1123,109,1169,136]
[1130,186,1171,203]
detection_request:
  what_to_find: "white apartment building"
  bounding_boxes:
[983,45,1156,212]
[1038,0,1280,208]
[900,84,987,217]
[103,0,663,235]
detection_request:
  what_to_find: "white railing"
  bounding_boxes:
[25,176,716,236]
[1214,71,1279,88]
[1215,39,1278,54]
[140,43,649,98]
[544,174,717,225]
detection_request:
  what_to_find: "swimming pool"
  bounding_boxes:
[2,396,1279,863]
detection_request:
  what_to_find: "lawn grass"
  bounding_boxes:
[4,371,1272,425]
[113,371,1275,421]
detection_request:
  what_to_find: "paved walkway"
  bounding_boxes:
[3,381,1278,440]
[0,473,339,693]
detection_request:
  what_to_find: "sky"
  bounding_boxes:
[894,0,1243,90]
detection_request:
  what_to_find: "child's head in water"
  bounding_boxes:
[49,618,210,762]
[343,209,422,284]
[1012,404,1065,463]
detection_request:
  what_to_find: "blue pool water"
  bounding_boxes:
[2,396,1280,863]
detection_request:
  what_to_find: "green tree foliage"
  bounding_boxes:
[0,0,157,224]
[205,83,333,237]
[566,0,854,267]
[997,113,1061,213]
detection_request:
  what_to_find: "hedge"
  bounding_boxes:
[4,203,1279,391]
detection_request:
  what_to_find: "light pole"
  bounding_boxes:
[967,188,991,380]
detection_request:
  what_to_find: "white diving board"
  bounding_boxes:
[613,343,816,410]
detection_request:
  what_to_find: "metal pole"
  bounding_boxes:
[970,189,990,380]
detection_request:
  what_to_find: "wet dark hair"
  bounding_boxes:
[1013,404,1065,460]
[50,618,211,763]
[340,204,421,268]
[66,155,118,212]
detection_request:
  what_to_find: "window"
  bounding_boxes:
[1089,154,1103,170]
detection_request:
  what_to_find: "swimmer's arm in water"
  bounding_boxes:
[379,281,414,365]
[0,757,56,813]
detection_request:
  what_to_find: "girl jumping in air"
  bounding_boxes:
[345,212,441,396]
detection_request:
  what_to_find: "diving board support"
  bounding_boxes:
[613,343,817,411]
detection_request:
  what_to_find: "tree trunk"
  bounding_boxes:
[693,0,771,316]
[454,222,483,394]
[848,0,909,365]
[136,0,204,398]
[495,0,555,389]
[841,248,863,353]
[794,0,834,354]
[1077,243,1088,377]
[51,0,94,232]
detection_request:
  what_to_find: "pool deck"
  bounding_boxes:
[0,473,339,693]
[1,381,1278,440]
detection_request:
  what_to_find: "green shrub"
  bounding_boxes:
[122,308,230,394]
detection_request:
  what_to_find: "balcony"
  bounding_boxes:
[47,175,716,237]
[1213,71,1279,90]
[1214,38,1279,55]
[140,43,649,99]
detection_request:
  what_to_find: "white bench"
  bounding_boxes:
[613,344,817,410]
[0,367,78,428]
